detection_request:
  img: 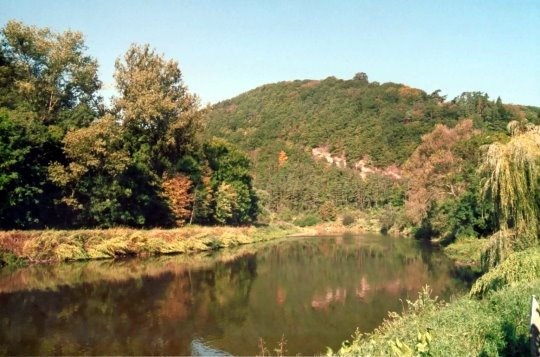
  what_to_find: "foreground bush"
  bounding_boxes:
[329,281,537,356]
[471,247,540,298]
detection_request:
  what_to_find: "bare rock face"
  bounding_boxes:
[353,159,402,180]
[311,146,402,180]
[311,147,347,169]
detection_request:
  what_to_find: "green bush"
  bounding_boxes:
[0,251,28,268]
[294,214,320,227]
[471,247,540,298]
[329,281,539,356]
[443,236,485,265]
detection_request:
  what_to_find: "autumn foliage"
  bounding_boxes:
[404,119,477,224]
[278,150,288,167]
[162,175,193,226]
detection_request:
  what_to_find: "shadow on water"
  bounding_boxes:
[0,234,469,355]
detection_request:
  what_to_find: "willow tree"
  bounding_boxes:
[480,121,540,269]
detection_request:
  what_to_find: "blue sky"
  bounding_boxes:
[1,0,539,106]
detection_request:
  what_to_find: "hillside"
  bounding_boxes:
[206,74,540,218]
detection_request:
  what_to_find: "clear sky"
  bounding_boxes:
[1,0,539,106]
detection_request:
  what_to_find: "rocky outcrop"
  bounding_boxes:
[311,146,402,179]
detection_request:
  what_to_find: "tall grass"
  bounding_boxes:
[0,225,297,265]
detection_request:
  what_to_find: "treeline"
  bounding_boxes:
[0,21,257,229]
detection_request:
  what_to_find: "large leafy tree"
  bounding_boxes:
[0,21,101,228]
[113,44,201,176]
[49,44,204,227]
[403,119,491,239]
[1,20,101,123]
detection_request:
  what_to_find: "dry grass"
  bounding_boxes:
[0,225,297,265]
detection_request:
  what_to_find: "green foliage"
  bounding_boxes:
[471,247,540,298]
[206,75,537,228]
[1,20,539,232]
[0,21,259,229]
[204,139,259,224]
[293,214,320,227]
[0,250,27,268]
[330,281,538,356]
[443,236,485,266]
[319,201,337,221]
[479,123,540,262]
[389,330,432,357]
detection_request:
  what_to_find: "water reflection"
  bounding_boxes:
[0,234,467,355]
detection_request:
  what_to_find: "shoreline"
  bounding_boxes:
[0,219,386,268]
[0,224,299,267]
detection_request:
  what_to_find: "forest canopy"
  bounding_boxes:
[0,20,258,229]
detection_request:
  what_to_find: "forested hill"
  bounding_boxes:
[207,74,538,167]
[206,74,540,218]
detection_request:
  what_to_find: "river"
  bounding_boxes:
[0,234,468,355]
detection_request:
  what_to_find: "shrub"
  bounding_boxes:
[294,214,320,227]
[378,207,405,234]
[443,236,485,266]
[471,247,540,298]
[319,201,337,221]
[328,281,540,356]
[342,215,355,226]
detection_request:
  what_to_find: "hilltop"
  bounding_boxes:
[205,74,540,220]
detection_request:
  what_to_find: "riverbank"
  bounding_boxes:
[329,278,535,356]
[330,244,540,356]
[0,224,299,267]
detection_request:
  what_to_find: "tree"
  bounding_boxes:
[204,139,258,224]
[353,72,369,83]
[479,121,540,268]
[214,183,238,225]
[1,20,101,123]
[404,119,477,225]
[113,43,201,177]
[161,174,193,226]
[0,21,101,228]
[48,114,130,211]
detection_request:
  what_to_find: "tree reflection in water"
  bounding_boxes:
[0,234,467,355]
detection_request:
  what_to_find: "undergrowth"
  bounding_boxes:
[443,236,485,266]
[470,247,540,298]
[328,281,537,356]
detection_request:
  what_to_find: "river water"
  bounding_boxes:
[0,234,468,355]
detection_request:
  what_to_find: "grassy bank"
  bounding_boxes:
[443,236,486,267]
[0,224,298,266]
[330,246,540,356]
[329,281,535,356]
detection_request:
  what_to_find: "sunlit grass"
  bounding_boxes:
[330,280,535,356]
[0,225,297,265]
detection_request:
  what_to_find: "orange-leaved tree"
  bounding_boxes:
[161,174,193,226]
[403,119,477,225]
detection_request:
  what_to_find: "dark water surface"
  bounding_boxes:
[0,234,468,355]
